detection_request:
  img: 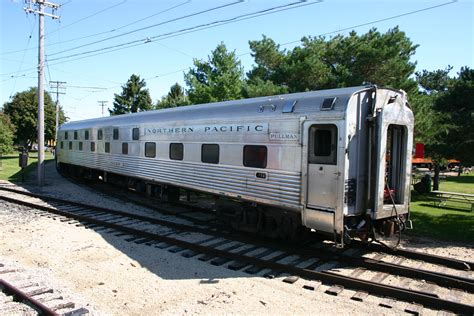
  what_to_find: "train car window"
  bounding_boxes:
[65,132,68,140]
[201,144,219,164]
[78,142,83,151]
[145,142,156,158]
[170,143,183,160]
[113,128,119,140]
[309,124,337,165]
[98,129,103,140]
[91,142,95,152]
[68,142,72,150]
[243,145,267,168]
[122,143,128,155]
[74,131,78,140]
[105,142,110,153]
[132,128,139,140]
[85,130,89,140]
[60,142,63,149]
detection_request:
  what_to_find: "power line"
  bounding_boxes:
[47,1,318,62]
[1,0,458,79]
[9,14,37,99]
[277,0,459,49]
[45,0,127,36]
[0,0,190,56]
[47,0,245,57]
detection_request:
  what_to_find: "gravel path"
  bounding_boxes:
[0,161,472,315]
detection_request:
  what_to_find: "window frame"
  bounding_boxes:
[243,145,267,169]
[308,124,338,165]
[132,128,139,140]
[170,143,184,161]
[201,144,219,164]
[145,142,156,158]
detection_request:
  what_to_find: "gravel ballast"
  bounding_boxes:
[0,161,472,315]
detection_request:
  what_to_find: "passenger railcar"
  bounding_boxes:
[56,86,414,246]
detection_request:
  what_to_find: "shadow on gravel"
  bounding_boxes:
[9,161,473,283]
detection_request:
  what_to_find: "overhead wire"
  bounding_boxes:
[46,0,318,62]
[47,0,245,57]
[45,0,128,36]
[8,14,37,99]
[0,0,459,82]
[0,0,189,56]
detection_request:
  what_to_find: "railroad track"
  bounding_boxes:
[1,186,473,314]
[0,264,88,316]
[60,177,474,272]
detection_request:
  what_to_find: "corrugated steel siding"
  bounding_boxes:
[61,151,302,210]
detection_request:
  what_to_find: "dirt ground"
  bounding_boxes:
[0,162,472,315]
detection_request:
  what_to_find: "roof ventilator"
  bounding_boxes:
[282,100,297,113]
[258,104,277,112]
[321,97,337,111]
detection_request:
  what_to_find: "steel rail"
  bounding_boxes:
[0,188,473,292]
[1,194,473,314]
[0,279,58,316]
[354,241,473,271]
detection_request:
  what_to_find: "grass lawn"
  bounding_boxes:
[0,151,54,181]
[409,173,474,243]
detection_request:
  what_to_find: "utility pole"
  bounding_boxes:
[25,0,60,187]
[49,81,66,143]
[98,101,108,117]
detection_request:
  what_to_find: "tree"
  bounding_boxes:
[247,27,418,93]
[110,74,153,115]
[156,83,190,109]
[242,78,288,98]
[0,113,15,155]
[185,42,244,104]
[430,67,474,165]
[412,67,474,188]
[2,87,66,148]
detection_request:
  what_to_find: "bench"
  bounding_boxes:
[429,190,474,212]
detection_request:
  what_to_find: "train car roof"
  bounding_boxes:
[60,85,375,130]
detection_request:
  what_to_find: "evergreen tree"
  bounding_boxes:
[185,43,244,104]
[110,74,153,115]
[156,83,190,109]
[247,27,418,93]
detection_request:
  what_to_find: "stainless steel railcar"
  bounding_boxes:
[56,86,414,245]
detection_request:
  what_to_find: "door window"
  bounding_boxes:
[309,124,338,165]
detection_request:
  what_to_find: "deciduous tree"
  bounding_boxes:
[2,87,66,148]
[0,113,15,155]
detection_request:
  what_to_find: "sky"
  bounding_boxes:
[1,0,473,121]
